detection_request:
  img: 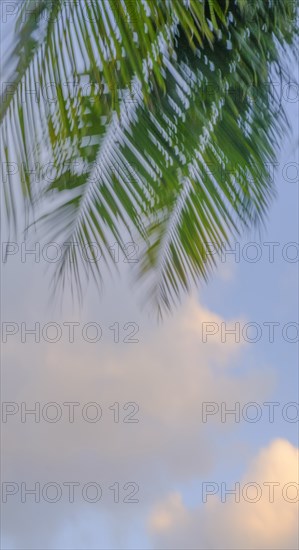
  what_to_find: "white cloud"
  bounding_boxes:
[149,492,187,532]
[149,438,299,549]
[1,259,279,548]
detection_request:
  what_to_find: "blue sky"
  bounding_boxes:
[0,5,298,549]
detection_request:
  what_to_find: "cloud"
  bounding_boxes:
[1,257,278,548]
[148,438,299,549]
[149,492,187,532]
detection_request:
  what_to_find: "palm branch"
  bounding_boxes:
[1,0,298,314]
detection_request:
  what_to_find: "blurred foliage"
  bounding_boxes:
[1,0,298,314]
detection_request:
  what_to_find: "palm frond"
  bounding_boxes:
[1,0,298,313]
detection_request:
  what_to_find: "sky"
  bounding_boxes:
[0,3,299,549]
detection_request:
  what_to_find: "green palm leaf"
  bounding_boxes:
[1,0,298,313]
